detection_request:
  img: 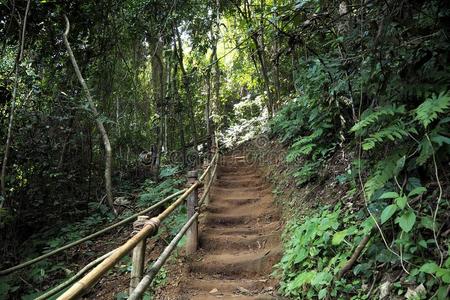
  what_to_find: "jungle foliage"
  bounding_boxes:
[268,0,450,298]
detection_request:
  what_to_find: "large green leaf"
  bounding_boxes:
[380,204,397,224]
[397,211,416,232]
[420,262,439,274]
[395,196,407,210]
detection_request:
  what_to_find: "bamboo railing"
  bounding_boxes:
[53,135,219,300]
[0,190,186,277]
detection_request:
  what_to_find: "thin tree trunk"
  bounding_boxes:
[63,15,117,214]
[213,48,220,119]
[171,39,187,165]
[232,0,275,118]
[213,0,221,131]
[1,0,31,206]
[174,26,198,151]
[205,48,213,143]
[252,34,274,118]
[151,34,165,180]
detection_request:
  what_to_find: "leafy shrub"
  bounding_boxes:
[138,177,183,207]
[276,205,372,299]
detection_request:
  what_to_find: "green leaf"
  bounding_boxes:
[408,187,426,197]
[395,196,407,210]
[418,240,427,248]
[420,216,435,230]
[397,211,416,232]
[311,271,332,286]
[379,192,400,199]
[436,268,450,283]
[332,230,348,245]
[318,288,328,299]
[292,271,316,288]
[394,156,406,174]
[381,204,397,224]
[415,91,450,128]
[419,262,439,274]
[437,286,449,300]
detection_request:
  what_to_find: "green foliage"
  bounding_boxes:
[361,122,416,151]
[138,177,183,207]
[270,85,338,186]
[363,153,405,200]
[415,92,450,128]
[276,206,370,299]
[350,105,406,134]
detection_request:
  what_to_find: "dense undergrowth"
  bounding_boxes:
[0,165,185,300]
[268,79,450,299]
[256,0,450,298]
[268,50,450,300]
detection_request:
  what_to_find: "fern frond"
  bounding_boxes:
[415,91,450,128]
[362,122,417,150]
[286,129,324,162]
[364,153,405,200]
[350,105,406,134]
[416,119,450,165]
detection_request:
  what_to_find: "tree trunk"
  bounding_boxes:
[63,16,117,215]
[205,47,214,145]
[1,0,31,206]
[171,39,187,165]
[232,0,275,118]
[174,26,198,151]
[151,34,165,181]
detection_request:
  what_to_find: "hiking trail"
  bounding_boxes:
[171,154,282,299]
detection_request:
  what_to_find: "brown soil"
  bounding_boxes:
[159,154,283,300]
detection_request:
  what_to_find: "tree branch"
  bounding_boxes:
[62,15,117,215]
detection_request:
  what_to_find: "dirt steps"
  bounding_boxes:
[168,155,282,299]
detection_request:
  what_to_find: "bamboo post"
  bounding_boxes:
[130,216,149,297]
[211,143,218,181]
[203,158,210,205]
[186,170,199,255]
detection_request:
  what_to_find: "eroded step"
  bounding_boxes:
[205,200,271,214]
[187,293,276,300]
[213,186,270,194]
[189,248,282,277]
[182,277,274,294]
[216,179,267,188]
[199,232,280,252]
[202,222,281,236]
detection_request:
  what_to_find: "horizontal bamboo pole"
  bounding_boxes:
[0,189,185,277]
[57,182,200,300]
[35,250,116,300]
[128,212,199,300]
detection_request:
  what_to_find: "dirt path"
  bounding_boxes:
[170,155,282,299]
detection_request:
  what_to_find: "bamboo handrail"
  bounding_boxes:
[199,158,218,206]
[198,151,217,182]
[57,182,200,300]
[0,189,186,276]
